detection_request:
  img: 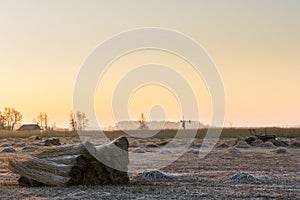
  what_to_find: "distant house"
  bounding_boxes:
[17,124,42,131]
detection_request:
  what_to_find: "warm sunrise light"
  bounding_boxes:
[0,1,299,128]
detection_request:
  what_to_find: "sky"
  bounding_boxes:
[0,0,300,128]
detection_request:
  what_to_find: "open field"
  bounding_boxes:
[1,127,300,139]
[0,129,299,199]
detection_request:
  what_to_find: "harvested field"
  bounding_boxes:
[0,131,299,199]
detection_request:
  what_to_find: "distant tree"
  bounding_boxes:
[69,112,77,131]
[0,111,5,129]
[11,108,22,131]
[3,107,12,129]
[76,111,88,131]
[44,113,48,130]
[36,112,48,130]
[51,122,56,131]
[2,107,22,131]
[36,112,44,128]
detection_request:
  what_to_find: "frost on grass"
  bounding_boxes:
[272,148,289,154]
[139,170,173,181]
[225,173,266,184]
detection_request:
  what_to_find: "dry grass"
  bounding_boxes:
[0,127,299,139]
[0,130,77,139]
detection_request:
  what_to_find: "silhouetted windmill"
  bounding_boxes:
[139,113,148,129]
[180,116,191,129]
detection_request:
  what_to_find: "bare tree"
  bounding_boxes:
[44,113,48,130]
[36,112,44,129]
[11,108,22,131]
[69,112,77,131]
[0,111,6,129]
[2,107,22,131]
[76,111,88,131]
[51,122,56,131]
[3,107,12,129]
[36,112,48,130]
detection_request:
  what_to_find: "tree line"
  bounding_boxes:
[0,107,89,131]
[0,107,22,131]
[69,111,89,131]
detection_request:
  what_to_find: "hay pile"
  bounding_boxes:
[272,148,289,154]
[159,150,172,154]
[220,147,241,157]
[133,148,145,153]
[129,141,139,148]
[258,141,276,148]
[217,143,229,148]
[236,141,251,148]
[1,148,16,153]
[290,141,300,148]
[139,170,173,181]
[251,139,263,147]
[187,149,199,154]
[225,173,265,184]
[7,136,130,187]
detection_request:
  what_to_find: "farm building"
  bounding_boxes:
[17,124,42,131]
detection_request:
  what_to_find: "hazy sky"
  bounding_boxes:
[0,1,300,128]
